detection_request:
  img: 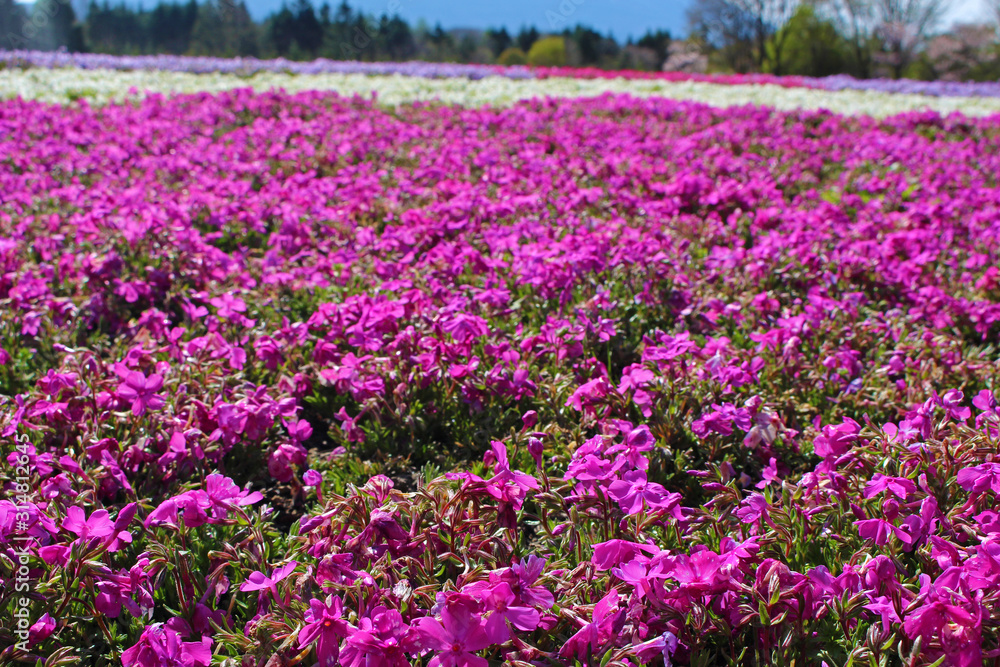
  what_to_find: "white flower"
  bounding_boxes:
[3,68,1000,117]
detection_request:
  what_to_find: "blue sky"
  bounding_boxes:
[268,0,690,40]
[238,0,987,39]
[31,0,993,40]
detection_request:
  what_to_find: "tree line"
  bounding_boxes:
[0,0,998,80]
[0,0,671,70]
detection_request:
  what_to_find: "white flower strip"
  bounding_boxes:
[2,68,1000,117]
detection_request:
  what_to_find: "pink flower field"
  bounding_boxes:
[3,89,1000,666]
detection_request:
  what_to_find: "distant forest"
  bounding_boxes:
[0,0,673,70]
[1,0,999,81]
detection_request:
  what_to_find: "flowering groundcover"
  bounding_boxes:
[2,90,1000,666]
[7,49,1000,99]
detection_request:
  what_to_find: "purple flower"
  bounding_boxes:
[812,418,860,458]
[481,582,540,642]
[855,518,898,546]
[559,589,622,659]
[939,389,971,422]
[957,463,1000,495]
[341,606,416,667]
[633,631,679,666]
[204,474,263,515]
[864,595,901,634]
[414,595,491,667]
[28,613,56,645]
[864,474,916,500]
[608,470,682,518]
[240,561,298,600]
[121,624,212,667]
[507,555,555,608]
[299,596,349,666]
[209,293,247,320]
[62,506,114,540]
[118,370,166,416]
[736,493,773,527]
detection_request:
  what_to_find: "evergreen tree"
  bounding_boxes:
[189,0,257,56]
[148,0,198,54]
[86,1,147,54]
[485,27,511,57]
[382,14,415,60]
[268,5,296,55]
[515,25,538,51]
[292,0,322,55]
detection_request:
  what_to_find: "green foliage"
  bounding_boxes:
[903,53,938,81]
[496,46,528,66]
[968,46,1000,81]
[766,5,848,77]
[189,0,259,57]
[527,35,567,67]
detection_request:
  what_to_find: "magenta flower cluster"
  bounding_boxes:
[2,89,1000,667]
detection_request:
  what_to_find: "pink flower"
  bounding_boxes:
[481,582,540,642]
[864,596,901,634]
[118,370,165,416]
[608,470,682,517]
[956,463,1000,495]
[670,549,729,595]
[340,606,416,667]
[864,474,916,500]
[559,590,622,659]
[591,540,658,571]
[240,561,298,600]
[28,613,56,645]
[204,474,263,514]
[611,558,664,600]
[736,493,772,527]
[299,596,349,666]
[903,593,983,667]
[565,378,610,414]
[811,418,860,458]
[633,631,679,665]
[62,505,112,539]
[939,389,971,422]
[209,293,247,320]
[855,518,898,546]
[414,594,491,667]
[268,443,307,483]
[121,624,212,667]
[441,314,488,343]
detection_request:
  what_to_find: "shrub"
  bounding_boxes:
[496,46,528,66]
[527,36,567,67]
